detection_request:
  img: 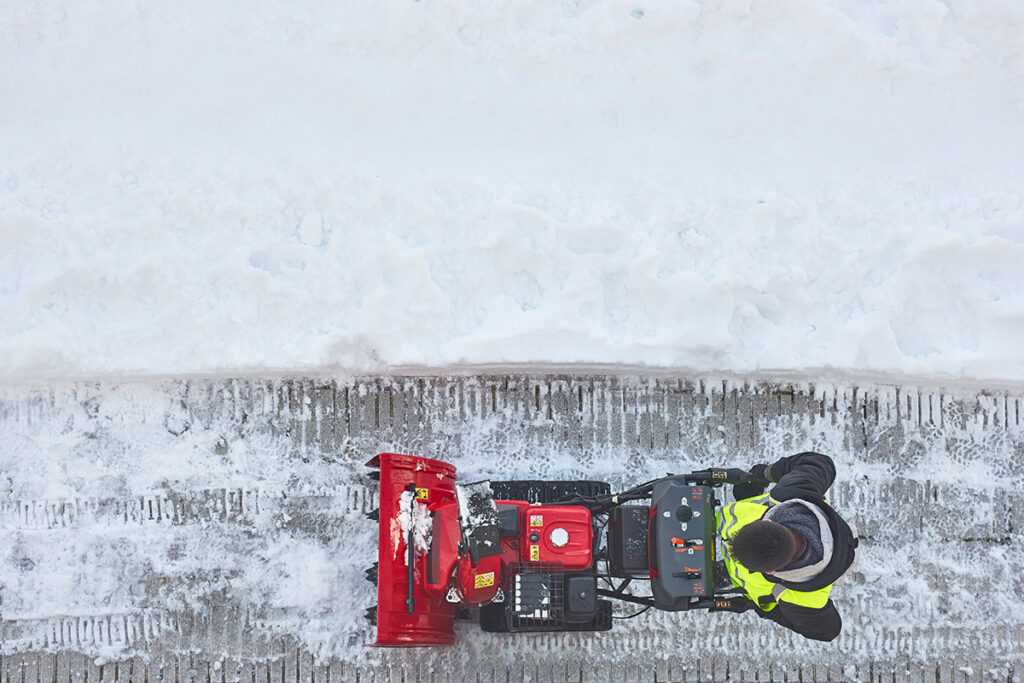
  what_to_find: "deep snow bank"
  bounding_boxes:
[2,0,1023,384]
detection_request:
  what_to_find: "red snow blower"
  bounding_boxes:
[365,452,756,646]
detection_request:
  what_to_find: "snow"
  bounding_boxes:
[2,0,1024,386]
[1,378,1022,667]
[2,0,1024,673]
[394,489,433,563]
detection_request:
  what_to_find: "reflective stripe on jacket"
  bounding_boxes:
[716,496,833,611]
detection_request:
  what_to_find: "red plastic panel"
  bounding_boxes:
[366,452,458,647]
[455,553,503,606]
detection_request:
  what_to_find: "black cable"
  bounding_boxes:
[559,477,663,512]
[599,575,649,591]
[612,605,651,620]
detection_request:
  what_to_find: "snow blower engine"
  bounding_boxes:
[365,452,759,646]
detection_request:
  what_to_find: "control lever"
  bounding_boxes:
[672,570,702,579]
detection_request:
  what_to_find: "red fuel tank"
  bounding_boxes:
[517,504,593,569]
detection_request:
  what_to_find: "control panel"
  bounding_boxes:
[649,478,715,611]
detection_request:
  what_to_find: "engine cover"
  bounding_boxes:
[505,503,593,569]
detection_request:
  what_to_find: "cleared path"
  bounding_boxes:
[1,376,1022,682]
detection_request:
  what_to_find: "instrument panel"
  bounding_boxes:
[649,478,716,611]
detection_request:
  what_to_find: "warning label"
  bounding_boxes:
[529,515,543,527]
[530,545,540,561]
[415,487,429,501]
[474,572,495,589]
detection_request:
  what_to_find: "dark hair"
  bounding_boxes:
[729,520,796,573]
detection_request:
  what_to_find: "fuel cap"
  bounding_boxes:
[550,527,569,547]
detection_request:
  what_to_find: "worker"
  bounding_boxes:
[715,451,860,641]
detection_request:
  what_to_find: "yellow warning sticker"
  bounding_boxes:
[415,487,429,501]
[530,545,540,561]
[529,515,543,527]
[474,572,495,589]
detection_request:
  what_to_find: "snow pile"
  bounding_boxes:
[2,0,1024,384]
[392,489,434,563]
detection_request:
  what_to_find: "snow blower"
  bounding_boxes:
[365,452,757,646]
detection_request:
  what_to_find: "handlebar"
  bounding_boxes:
[686,468,763,485]
[562,467,768,513]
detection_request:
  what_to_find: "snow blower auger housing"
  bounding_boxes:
[366,452,756,646]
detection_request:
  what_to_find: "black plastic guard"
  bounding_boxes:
[457,481,503,563]
[607,505,651,577]
[489,480,610,504]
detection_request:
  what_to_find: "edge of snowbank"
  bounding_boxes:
[3,362,1023,395]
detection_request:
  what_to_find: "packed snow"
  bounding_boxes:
[2,0,1023,386]
[2,378,1021,670]
[394,488,434,562]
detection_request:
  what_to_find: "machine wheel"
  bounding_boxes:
[489,479,610,504]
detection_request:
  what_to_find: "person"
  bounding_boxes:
[715,451,860,642]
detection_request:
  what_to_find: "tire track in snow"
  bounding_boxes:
[2,376,1022,677]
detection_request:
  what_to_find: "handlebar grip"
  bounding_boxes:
[709,597,756,613]
[690,468,751,484]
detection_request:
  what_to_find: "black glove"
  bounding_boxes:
[732,464,770,500]
[748,463,771,483]
[710,596,756,613]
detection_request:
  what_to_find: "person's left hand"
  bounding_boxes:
[732,469,768,499]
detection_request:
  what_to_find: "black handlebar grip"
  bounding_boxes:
[709,468,751,484]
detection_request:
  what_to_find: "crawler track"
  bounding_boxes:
[1,376,1022,681]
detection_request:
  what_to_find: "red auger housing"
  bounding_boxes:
[366,452,751,647]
